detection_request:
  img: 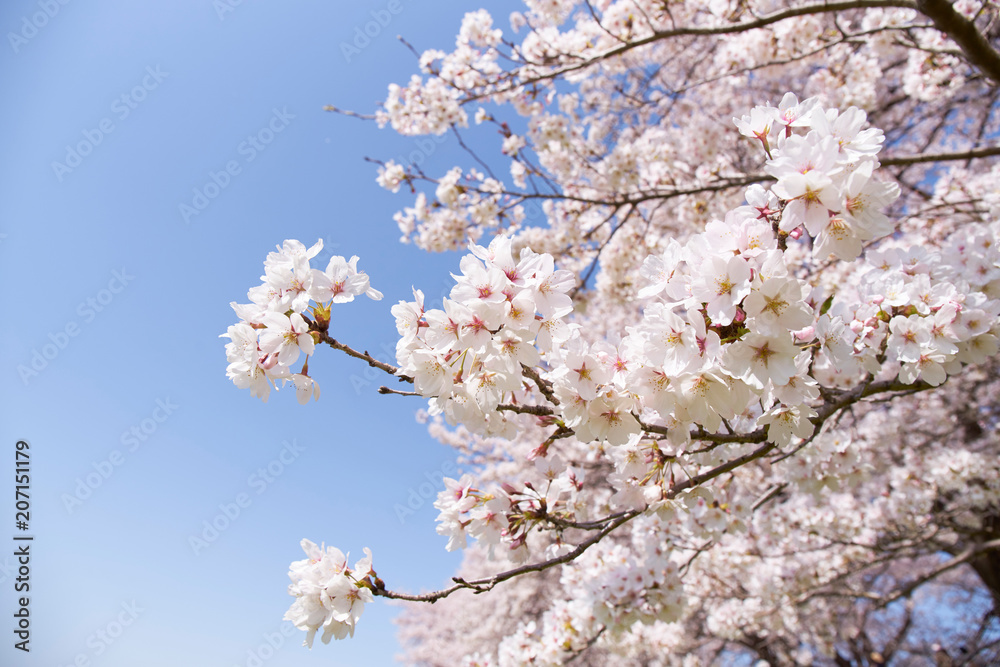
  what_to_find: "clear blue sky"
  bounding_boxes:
[0,1,519,665]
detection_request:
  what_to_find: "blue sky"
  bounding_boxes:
[0,2,520,665]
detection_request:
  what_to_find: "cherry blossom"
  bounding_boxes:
[224,1,1000,662]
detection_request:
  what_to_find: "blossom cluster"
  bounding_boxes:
[432,456,584,564]
[370,3,1000,663]
[374,10,507,137]
[433,474,511,557]
[378,74,468,136]
[388,167,510,251]
[390,97,907,461]
[496,520,686,666]
[253,94,1000,653]
[221,239,382,403]
[284,539,376,646]
[391,234,576,436]
[735,92,899,261]
[826,227,1000,388]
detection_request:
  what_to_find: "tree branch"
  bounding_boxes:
[915,0,1000,84]
[881,145,1000,166]
[317,331,411,382]
[373,509,641,603]
[470,1,921,100]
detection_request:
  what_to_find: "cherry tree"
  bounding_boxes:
[223,1,1000,664]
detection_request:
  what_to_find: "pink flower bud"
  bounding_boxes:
[527,441,550,460]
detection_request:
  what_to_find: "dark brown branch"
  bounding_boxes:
[371,369,953,606]
[317,331,410,381]
[799,538,1000,607]
[497,403,556,416]
[373,509,641,603]
[916,0,1000,84]
[375,434,789,603]
[469,1,921,100]
[881,145,1000,166]
[520,363,560,406]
